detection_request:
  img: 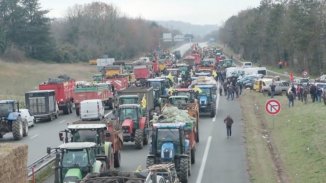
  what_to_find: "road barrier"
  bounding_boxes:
[27,149,56,181]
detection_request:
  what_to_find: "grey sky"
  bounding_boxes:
[39,0,262,25]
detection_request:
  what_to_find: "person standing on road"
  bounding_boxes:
[224,115,234,138]
[270,82,276,98]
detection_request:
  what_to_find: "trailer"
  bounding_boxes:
[39,75,74,115]
[74,82,114,116]
[25,90,59,121]
[133,65,151,82]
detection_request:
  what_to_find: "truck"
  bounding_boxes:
[74,82,114,116]
[0,100,28,140]
[25,90,59,121]
[147,105,198,183]
[59,120,123,169]
[104,65,123,78]
[133,65,151,82]
[118,104,149,149]
[106,75,129,92]
[47,142,107,183]
[39,75,74,115]
[117,86,155,116]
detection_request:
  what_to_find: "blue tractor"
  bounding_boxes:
[146,123,191,183]
[196,84,217,117]
[0,100,28,140]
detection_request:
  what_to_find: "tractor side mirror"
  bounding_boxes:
[47,147,51,154]
[59,132,64,141]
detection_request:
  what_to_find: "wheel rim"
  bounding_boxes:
[19,121,23,136]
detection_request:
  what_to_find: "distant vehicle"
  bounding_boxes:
[19,108,35,127]
[243,67,267,76]
[262,81,290,96]
[25,90,59,121]
[80,99,105,120]
[254,78,273,92]
[242,62,253,68]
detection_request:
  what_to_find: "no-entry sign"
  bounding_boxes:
[265,99,281,115]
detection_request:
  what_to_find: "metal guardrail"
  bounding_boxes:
[27,149,56,178]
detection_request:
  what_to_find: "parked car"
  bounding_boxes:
[19,108,35,127]
[262,81,290,96]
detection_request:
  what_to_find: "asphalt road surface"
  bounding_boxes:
[43,83,250,183]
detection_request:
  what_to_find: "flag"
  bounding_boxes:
[168,87,175,95]
[141,95,147,108]
[193,85,202,93]
[167,72,174,82]
[212,70,217,78]
[290,72,294,82]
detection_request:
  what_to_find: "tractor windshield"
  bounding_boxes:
[62,149,88,168]
[119,97,138,105]
[119,108,137,122]
[198,88,211,96]
[149,81,162,91]
[170,98,188,106]
[0,103,15,118]
[71,130,97,143]
[157,129,180,154]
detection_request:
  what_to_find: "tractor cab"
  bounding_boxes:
[118,95,139,105]
[173,89,197,102]
[49,142,104,183]
[150,123,189,162]
[0,100,20,119]
[146,78,170,97]
[196,84,217,117]
[92,74,104,83]
[119,104,148,149]
[168,96,190,110]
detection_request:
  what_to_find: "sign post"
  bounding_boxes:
[265,99,281,128]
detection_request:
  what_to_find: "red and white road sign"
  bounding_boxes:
[265,99,281,115]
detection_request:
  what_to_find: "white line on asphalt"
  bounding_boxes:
[59,120,66,124]
[30,134,39,140]
[196,136,212,183]
[104,111,113,118]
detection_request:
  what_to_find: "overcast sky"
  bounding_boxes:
[39,0,262,25]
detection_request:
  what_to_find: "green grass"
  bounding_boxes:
[241,90,326,183]
[0,59,97,103]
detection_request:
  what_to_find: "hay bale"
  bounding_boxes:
[0,143,28,183]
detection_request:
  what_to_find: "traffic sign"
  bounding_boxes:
[265,99,281,115]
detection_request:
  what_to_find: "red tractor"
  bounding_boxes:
[117,104,149,149]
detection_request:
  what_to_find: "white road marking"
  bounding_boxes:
[30,134,39,140]
[196,136,212,183]
[104,111,113,118]
[59,120,66,124]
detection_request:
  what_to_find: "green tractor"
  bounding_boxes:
[59,122,123,169]
[146,123,193,183]
[48,142,106,183]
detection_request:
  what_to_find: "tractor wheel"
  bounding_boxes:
[12,116,23,140]
[191,148,195,164]
[23,119,28,137]
[210,109,215,118]
[69,103,72,114]
[146,156,155,168]
[143,129,149,145]
[114,151,121,168]
[0,134,3,138]
[179,157,189,183]
[135,129,144,149]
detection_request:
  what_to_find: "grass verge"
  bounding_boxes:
[240,89,326,183]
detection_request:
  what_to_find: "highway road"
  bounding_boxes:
[43,84,250,183]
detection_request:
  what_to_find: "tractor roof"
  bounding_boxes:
[0,100,16,104]
[59,142,96,149]
[196,84,216,88]
[68,123,106,130]
[153,122,186,129]
[119,95,139,98]
[119,104,140,108]
[147,78,165,82]
[169,96,189,99]
[174,88,193,92]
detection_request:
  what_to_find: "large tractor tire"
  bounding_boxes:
[135,129,144,149]
[146,156,155,168]
[191,148,195,164]
[178,157,189,183]
[12,117,23,140]
[143,129,149,145]
[114,151,121,168]
[210,109,215,118]
[23,119,28,137]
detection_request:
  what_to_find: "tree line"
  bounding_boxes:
[219,0,326,75]
[0,1,168,62]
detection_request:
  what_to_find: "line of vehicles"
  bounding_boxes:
[41,44,222,183]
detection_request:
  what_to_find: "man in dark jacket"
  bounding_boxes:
[224,115,234,138]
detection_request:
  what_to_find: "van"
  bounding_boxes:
[242,62,253,68]
[80,99,104,120]
[253,78,273,92]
